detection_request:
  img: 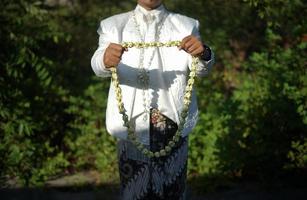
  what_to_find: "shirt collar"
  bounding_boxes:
[134,4,167,22]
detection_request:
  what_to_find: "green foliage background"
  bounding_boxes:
[1,0,306,187]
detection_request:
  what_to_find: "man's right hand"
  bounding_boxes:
[103,43,127,68]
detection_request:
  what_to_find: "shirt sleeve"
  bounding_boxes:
[90,20,112,78]
[188,19,215,77]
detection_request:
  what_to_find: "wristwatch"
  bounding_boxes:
[200,44,212,61]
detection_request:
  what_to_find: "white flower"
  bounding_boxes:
[111,41,198,158]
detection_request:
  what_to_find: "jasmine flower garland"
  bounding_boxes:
[110,41,199,158]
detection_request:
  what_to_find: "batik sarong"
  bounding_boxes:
[117,108,188,200]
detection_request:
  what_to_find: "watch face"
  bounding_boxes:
[201,45,211,61]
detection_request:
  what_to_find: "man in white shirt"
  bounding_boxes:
[91,0,214,199]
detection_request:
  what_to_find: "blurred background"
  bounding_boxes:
[0,0,306,199]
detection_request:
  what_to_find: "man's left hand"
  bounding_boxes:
[179,35,204,57]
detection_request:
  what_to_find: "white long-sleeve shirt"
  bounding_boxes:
[91,4,214,145]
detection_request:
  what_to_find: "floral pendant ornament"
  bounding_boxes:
[151,108,167,131]
[110,41,201,158]
[137,68,149,86]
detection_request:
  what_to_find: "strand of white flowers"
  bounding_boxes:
[132,11,169,121]
[110,41,199,158]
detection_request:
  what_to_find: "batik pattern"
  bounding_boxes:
[117,108,188,200]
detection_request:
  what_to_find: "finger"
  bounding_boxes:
[103,53,111,67]
[104,54,120,67]
[109,44,126,56]
[184,39,196,51]
[187,42,200,53]
[109,43,124,51]
[110,45,124,53]
[179,36,192,50]
[190,46,204,56]
[110,54,121,64]
[106,59,120,68]
[180,36,192,49]
[109,48,122,58]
